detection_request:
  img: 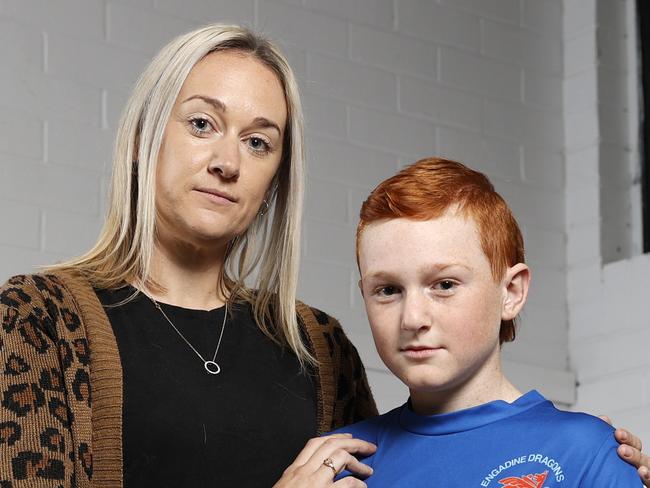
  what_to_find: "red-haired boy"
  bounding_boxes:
[332,158,642,486]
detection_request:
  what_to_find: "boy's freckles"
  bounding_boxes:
[358,212,512,414]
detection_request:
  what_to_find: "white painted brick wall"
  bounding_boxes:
[153,0,255,24]
[400,78,481,131]
[257,1,348,56]
[0,0,572,413]
[440,47,522,102]
[306,53,398,109]
[522,0,562,34]
[304,0,394,29]
[349,24,437,78]
[441,0,520,24]
[107,3,196,55]
[565,0,650,441]
[395,0,480,50]
[482,20,562,75]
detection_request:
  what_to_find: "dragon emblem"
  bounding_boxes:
[498,470,548,488]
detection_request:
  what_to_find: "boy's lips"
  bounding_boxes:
[400,345,443,359]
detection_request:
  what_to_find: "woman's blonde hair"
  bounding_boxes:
[53,24,311,363]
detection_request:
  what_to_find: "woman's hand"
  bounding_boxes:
[601,416,650,486]
[614,427,650,486]
[273,433,377,487]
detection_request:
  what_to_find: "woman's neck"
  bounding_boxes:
[144,239,229,310]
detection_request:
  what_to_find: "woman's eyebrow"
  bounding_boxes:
[251,117,281,134]
[182,94,226,112]
[181,96,282,134]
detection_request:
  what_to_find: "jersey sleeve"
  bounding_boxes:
[580,433,643,487]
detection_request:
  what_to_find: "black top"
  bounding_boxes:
[96,287,317,487]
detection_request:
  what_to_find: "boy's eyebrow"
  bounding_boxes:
[363,270,395,281]
[364,263,471,280]
[432,263,471,272]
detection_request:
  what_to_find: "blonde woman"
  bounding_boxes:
[0,25,376,487]
[0,24,646,488]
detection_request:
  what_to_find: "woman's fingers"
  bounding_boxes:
[289,434,354,466]
[618,443,650,472]
[304,436,376,472]
[334,477,368,487]
[334,451,374,478]
[638,465,650,487]
[615,427,650,483]
[273,435,376,487]
[616,428,643,452]
[310,445,374,481]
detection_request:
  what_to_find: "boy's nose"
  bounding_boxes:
[400,291,432,332]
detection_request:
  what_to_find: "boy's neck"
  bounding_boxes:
[409,360,522,416]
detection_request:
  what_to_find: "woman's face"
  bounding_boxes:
[155,49,287,250]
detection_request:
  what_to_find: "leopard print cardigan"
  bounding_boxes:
[0,271,377,487]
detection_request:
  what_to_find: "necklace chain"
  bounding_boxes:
[150,297,228,375]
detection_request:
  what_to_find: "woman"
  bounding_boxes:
[0,24,646,488]
[0,24,375,487]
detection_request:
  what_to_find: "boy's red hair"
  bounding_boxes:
[356,157,525,343]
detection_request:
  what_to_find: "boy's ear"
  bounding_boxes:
[501,263,530,321]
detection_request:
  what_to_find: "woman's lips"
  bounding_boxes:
[195,188,237,205]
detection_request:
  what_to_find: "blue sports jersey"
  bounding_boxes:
[331,390,641,487]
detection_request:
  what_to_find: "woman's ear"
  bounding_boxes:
[502,263,530,321]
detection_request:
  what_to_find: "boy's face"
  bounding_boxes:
[358,211,521,408]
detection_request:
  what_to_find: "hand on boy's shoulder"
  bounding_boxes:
[603,419,650,486]
[325,405,403,481]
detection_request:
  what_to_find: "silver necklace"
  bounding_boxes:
[150,298,227,375]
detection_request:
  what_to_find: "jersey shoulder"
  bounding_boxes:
[545,409,644,486]
[533,402,615,442]
[327,404,403,444]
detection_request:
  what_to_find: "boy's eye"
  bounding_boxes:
[378,286,399,297]
[434,280,456,291]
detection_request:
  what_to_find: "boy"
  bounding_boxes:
[333,157,642,486]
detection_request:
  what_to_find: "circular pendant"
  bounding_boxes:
[204,361,221,375]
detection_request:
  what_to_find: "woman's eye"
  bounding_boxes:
[247,136,271,154]
[189,117,212,135]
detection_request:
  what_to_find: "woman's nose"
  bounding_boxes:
[208,136,241,179]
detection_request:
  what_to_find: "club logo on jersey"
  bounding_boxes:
[481,455,564,486]
[498,470,548,488]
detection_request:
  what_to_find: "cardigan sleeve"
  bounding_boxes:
[327,315,378,429]
[296,303,378,433]
[0,275,77,487]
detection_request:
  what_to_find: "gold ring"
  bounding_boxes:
[322,457,337,475]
